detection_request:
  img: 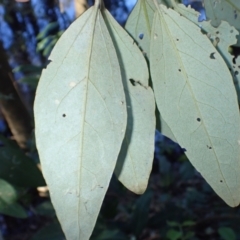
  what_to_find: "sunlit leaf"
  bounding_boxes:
[34,3,127,240]
[103,9,155,194]
[150,4,240,207]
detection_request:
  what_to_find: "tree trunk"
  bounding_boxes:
[0,42,32,149]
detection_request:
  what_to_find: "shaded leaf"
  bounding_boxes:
[34,3,127,240]
[150,5,240,207]
[31,221,65,240]
[0,135,45,187]
[103,9,155,194]
[0,179,27,218]
[218,227,236,240]
[131,190,152,237]
[166,229,182,240]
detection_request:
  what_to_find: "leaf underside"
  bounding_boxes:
[34,5,127,240]
[150,5,240,207]
[103,9,156,194]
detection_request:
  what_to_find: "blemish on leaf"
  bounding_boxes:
[62,114,66,118]
[154,33,158,40]
[220,180,223,183]
[139,33,144,40]
[55,100,60,105]
[197,118,201,122]
[235,71,239,76]
[210,52,216,59]
[176,38,179,41]
[207,145,212,149]
[178,69,181,72]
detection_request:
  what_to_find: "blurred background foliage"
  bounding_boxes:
[0,0,240,239]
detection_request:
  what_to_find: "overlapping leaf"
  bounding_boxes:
[103,9,155,194]
[150,4,240,207]
[34,3,127,240]
[203,0,240,45]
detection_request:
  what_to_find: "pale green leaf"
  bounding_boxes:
[170,3,240,104]
[203,0,240,45]
[34,4,127,240]
[150,5,240,207]
[103,9,155,194]
[125,0,159,58]
[0,179,27,218]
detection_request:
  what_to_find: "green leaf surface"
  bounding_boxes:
[0,135,45,187]
[166,229,183,240]
[0,179,27,218]
[150,5,240,207]
[31,221,65,240]
[103,9,155,194]
[131,190,152,236]
[203,0,240,45]
[218,227,236,240]
[34,4,127,240]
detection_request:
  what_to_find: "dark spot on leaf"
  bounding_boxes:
[210,52,216,59]
[216,31,219,34]
[197,118,201,122]
[235,71,239,76]
[130,79,137,86]
[62,114,66,117]
[139,33,144,40]
[178,69,181,72]
[176,38,179,41]
[230,29,234,33]
[220,180,223,183]
[207,145,212,149]
[234,10,237,19]
[129,79,147,89]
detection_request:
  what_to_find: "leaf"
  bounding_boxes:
[31,221,65,240]
[166,229,183,240]
[150,5,240,207]
[170,3,240,104]
[125,0,158,59]
[103,9,155,194]
[203,0,240,45]
[0,135,45,187]
[91,229,127,240]
[218,227,236,240]
[130,190,152,237]
[0,179,27,218]
[34,3,127,240]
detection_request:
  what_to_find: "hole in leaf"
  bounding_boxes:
[139,33,144,40]
[197,118,201,122]
[62,114,66,117]
[210,52,216,59]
